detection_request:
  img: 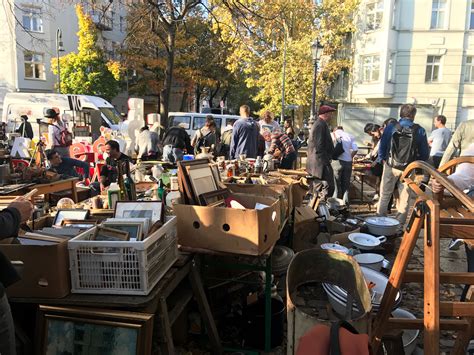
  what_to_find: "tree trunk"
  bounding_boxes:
[209,83,221,108]
[195,84,201,112]
[160,28,176,130]
[180,89,188,112]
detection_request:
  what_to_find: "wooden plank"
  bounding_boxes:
[440,302,474,317]
[189,261,223,354]
[403,271,474,285]
[370,206,424,353]
[168,288,193,325]
[439,224,474,239]
[424,199,440,355]
[159,297,175,355]
[451,286,474,355]
[387,318,469,331]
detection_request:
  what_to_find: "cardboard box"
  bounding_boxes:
[174,194,280,255]
[0,238,70,298]
[225,183,289,222]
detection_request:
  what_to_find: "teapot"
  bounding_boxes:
[262,154,274,173]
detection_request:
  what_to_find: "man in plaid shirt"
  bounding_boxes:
[266,129,297,169]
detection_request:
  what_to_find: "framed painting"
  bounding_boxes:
[114,201,163,225]
[37,305,153,355]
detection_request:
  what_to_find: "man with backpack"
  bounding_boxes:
[376,104,430,225]
[191,115,219,154]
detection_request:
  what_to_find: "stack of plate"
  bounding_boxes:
[322,266,402,318]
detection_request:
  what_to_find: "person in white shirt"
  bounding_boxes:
[428,115,452,168]
[332,126,358,204]
[45,108,70,158]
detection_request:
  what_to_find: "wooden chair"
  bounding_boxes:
[370,158,474,355]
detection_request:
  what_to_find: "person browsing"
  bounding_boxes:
[428,115,452,168]
[266,129,296,169]
[47,150,90,180]
[162,125,193,163]
[99,140,132,190]
[230,105,259,159]
[45,109,71,158]
[16,115,33,140]
[332,126,358,204]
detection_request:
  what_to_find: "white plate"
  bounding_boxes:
[348,233,386,249]
[365,216,400,227]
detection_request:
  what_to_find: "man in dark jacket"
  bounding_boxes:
[0,198,34,355]
[306,105,336,198]
[162,126,192,163]
[230,105,259,159]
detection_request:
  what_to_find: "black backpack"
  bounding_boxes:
[332,138,344,160]
[387,123,420,170]
[195,129,213,152]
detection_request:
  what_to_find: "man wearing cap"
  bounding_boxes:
[306,105,336,198]
[45,109,70,158]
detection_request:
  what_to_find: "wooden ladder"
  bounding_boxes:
[370,159,474,355]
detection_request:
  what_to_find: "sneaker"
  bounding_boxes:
[448,239,464,251]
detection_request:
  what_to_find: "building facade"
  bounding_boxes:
[0,0,128,115]
[337,0,474,142]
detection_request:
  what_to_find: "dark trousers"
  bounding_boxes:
[311,164,335,199]
[280,151,297,169]
[333,160,352,201]
[0,293,15,355]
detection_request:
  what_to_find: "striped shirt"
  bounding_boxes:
[268,132,295,156]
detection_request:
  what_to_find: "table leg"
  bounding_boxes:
[264,256,272,352]
[71,181,78,202]
[189,260,223,354]
[360,174,364,203]
[159,297,175,355]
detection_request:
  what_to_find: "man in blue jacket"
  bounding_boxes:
[376,104,430,225]
[230,105,259,159]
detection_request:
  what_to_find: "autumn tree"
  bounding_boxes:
[51,4,121,101]
[210,0,358,118]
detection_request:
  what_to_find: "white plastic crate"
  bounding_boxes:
[68,217,177,295]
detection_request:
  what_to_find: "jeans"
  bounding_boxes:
[0,293,15,355]
[333,160,352,203]
[162,145,184,163]
[280,151,297,169]
[376,162,413,225]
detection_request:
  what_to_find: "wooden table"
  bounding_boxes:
[28,177,79,202]
[10,253,222,354]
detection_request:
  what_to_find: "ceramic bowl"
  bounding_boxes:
[320,243,350,254]
[365,216,400,236]
[348,233,387,250]
[353,253,384,271]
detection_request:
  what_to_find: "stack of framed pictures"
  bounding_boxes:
[102,218,150,242]
[177,158,224,205]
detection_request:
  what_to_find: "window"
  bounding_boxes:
[110,11,115,29]
[170,115,191,130]
[119,16,125,32]
[366,1,383,31]
[24,51,45,79]
[470,0,474,29]
[425,55,441,82]
[192,116,222,130]
[361,55,380,82]
[388,53,396,82]
[431,0,446,29]
[465,56,474,82]
[21,8,43,32]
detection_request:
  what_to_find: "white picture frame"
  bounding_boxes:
[53,209,90,227]
[114,201,162,225]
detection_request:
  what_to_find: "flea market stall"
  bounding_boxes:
[1,124,473,355]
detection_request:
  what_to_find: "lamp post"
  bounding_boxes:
[56,29,64,94]
[310,40,323,123]
[280,29,288,125]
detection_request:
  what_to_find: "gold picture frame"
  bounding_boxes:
[37,305,153,355]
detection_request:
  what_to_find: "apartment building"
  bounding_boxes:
[337,0,474,142]
[0,0,128,115]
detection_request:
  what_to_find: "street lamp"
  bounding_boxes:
[310,39,323,123]
[56,29,65,94]
[280,30,288,125]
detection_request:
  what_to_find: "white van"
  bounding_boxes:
[1,93,122,138]
[168,112,241,137]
